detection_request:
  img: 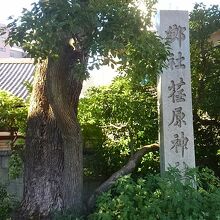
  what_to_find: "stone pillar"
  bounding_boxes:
[157,10,195,173]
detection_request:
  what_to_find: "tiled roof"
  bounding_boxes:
[0,58,35,99]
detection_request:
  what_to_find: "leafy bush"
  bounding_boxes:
[190,4,220,176]
[79,76,159,177]
[0,90,28,133]
[0,183,16,220]
[90,168,220,220]
[8,139,25,179]
[0,91,27,179]
[79,4,220,180]
[8,151,23,179]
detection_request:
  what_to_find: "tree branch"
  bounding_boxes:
[101,123,128,130]
[87,143,159,211]
[198,118,220,127]
[194,113,220,127]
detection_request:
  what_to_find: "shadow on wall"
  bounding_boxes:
[0,150,23,200]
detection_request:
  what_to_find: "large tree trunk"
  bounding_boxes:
[16,45,85,219]
[46,47,84,214]
[16,61,64,219]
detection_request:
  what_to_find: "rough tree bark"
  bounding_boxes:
[16,44,86,219]
[46,46,85,214]
[16,61,64,219]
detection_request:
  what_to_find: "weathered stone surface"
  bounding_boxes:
[157,10,195,173]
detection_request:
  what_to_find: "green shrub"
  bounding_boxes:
[9,140,25,179]
[0,183,16,220]
[8,152,23,179]
[0,90,28,133]
[79,77,159,178]
[89,168,220,220]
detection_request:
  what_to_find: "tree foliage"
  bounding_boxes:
[190,3,220,117]
[79,76,159,177]
[4,0,168,81]
[0,91,27,180]
[0,91,27,133]
[90,168,220,220]
[189,3,220,176]
[78,3,220,181]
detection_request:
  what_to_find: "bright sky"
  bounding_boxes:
[157,0,219,10]
[0,0,219,24]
